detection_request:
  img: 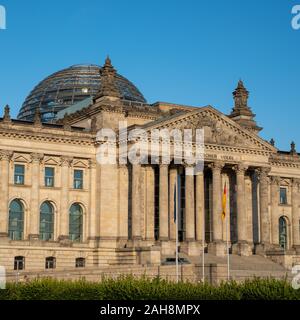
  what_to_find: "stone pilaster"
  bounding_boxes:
[292,178,300,251]
[0,150,12,238]
[118,164,129,242]
[159,164,169,241]
[88,159,98,244]
[132,164,142,241]
[256,167,271,254]
[29,153,44,240]
[232,164,252,256]
[59,156,73,241]
[208,161,226,256]
[270,176,280,247]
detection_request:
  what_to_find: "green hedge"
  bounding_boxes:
[0,276,299,300]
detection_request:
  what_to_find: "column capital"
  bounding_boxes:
[89,158,97,169]
[292,178,300,188]
[60,156,73,167]
[30,153,44,163]
[256,167,271,179]
[159,163,169,169]
[208,160,225,172]
[0,150,13,161]
[233,163,248,174]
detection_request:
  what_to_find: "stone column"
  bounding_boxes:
[0,150,12,238]
[169,167,177,241]
[59,156,72,241]
[292,179,300,251]
[256,167,271,253]
[88,159,98,243]
[232,164,251,256]
[159,164,169,241]
[185,165,195,241]
[118,164,129,242]
[270,176,280,247]
[208,161,226,256]
[195,171,205,243]
[145,166,155,241]
[29,153,43,240]
[132,164,142,241]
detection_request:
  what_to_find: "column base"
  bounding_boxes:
[255,243,274,255]
[28,234,40,241]
[293,245,300,254]
[0,233,9,243]
[160,240,176,256]
[180,240,203,256]
[0,232,8,238]
[232,242,252,256]
[208,241,226,257]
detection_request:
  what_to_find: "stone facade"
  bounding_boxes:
[0,61,300,274]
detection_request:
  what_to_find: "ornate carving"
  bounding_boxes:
[292,178,300,188]
[95,57,121,99]
[30,153,44,163]
[2,105,11,123]
[33,108,42,127]
[60,156,73,167]
[89,159,97,169]
[208,161,225,172]
[0,150,13,161]
[256,167,271,180]
[233,163,248,174]
[270,176,281,186]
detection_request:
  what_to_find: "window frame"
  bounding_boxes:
[8,199,24,241]
[45,257,56,269]
[73,169,84,190]
[69,204,83,242]
[279,187,288,205]
[75,257,85,268]
[14,256,25,271]
[14,164,25,185]
[39,201,54,241]
[44,167,55,188]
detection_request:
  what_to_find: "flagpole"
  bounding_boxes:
[226,200,230,281]
[175,175,179,283]
[202,188,205,283]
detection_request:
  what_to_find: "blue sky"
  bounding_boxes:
[0,0,299,151]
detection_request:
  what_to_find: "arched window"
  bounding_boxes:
[279,216,288,250]
[14,256,25,270]
[75,257,85,268]
[39,201,54,241]
[8,200,24,240]
[45,257,56,269]
[69,204,83,242]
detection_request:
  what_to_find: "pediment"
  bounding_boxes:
[13,154,30,163]
[73,159,88,168]
[140,106,276,152]
[43,157,60,166]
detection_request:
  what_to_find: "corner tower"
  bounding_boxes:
[229,80,262,134]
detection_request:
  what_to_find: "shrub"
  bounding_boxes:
[0,276,299,300]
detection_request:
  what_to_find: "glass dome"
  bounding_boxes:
[17,64,146,122]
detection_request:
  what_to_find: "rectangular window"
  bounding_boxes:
[74,170,83,189]
[45,167,55,187]
[45,257,56,269]
[280,187,287,205]
[14,164,25,185]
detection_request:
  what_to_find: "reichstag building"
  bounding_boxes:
[0,57,299,276]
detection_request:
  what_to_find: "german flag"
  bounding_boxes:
[222,182,227,221]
